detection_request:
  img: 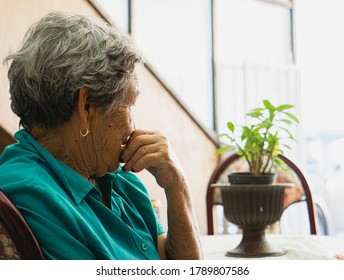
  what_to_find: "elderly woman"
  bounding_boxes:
[0,11,202,260]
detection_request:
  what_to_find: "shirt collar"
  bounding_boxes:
[14,129,96,204]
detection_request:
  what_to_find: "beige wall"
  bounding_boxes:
[0,0,219,234]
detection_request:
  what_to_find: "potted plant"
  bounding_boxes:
[214,99,299,257]
[216,99,299,184]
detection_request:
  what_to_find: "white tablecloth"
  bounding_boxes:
[201,234,344,260]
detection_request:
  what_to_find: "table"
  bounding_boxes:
[201,234,344,260]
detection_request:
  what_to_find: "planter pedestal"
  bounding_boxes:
[226,228,285,257]
[220,183,291,258]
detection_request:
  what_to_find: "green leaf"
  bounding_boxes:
[276,104,294,111]
[214,145,235,155]
[277,119,293,125]
[246,108,264,118]
[263,100,275,110]
[283,112,299,123]
[246,110,263,118]
[218,133,230,138]
[251,108,264,113]
[281,143,291,150]
[227,121,235,132]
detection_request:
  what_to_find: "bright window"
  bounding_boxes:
[131,0,214,130]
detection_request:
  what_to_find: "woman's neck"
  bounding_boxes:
[30,123,95,180]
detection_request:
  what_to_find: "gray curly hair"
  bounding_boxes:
[4,11,143,130]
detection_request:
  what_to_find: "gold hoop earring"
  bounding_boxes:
[80,128,90,137]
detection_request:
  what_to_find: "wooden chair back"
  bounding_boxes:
[0,189,44,259]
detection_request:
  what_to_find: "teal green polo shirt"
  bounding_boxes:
[0,129,165,259]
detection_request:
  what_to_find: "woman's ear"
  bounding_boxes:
[77,88,90,129]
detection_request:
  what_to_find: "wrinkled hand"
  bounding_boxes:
[120,130,184,189]
[121,130,202,259]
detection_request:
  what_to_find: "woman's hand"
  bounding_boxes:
[120,130,185,189]
[120,129,203,260]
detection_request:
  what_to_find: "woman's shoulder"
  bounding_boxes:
[0,147,38,189]
[2,150,48,180]
[0,144,64,203]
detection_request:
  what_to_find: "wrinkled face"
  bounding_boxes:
[90,75,139,176]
